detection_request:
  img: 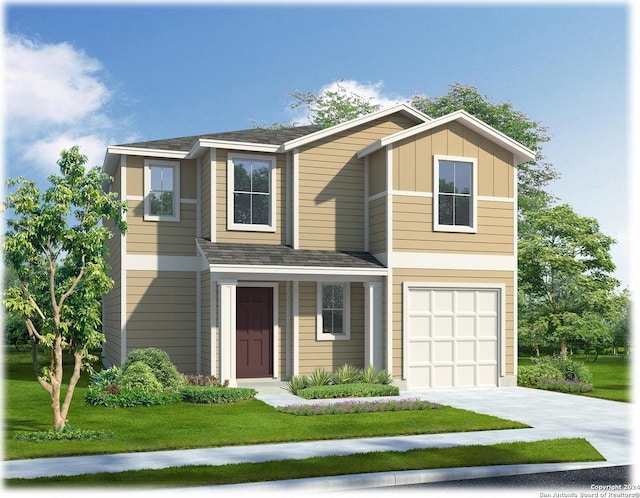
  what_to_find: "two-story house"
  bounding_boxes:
[101,103,535,390]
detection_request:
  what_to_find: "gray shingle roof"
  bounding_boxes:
[197,239,385,270]
[118,125,323,152]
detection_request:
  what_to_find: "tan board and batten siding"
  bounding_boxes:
[298,115,417,251]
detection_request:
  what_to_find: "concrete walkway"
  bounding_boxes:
[3,387,634,492]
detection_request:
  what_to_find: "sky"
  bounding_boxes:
[1,0,636,291]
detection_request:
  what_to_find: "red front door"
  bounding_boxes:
[236,287,273,378]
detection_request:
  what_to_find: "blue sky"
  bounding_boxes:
[2,1,635,289]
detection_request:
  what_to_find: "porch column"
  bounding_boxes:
[218,279,237,387]
[364,281,383,369]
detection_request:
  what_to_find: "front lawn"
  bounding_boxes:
[518,354,631,402]
[5,349,528,460]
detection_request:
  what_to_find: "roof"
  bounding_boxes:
[357,109,536,165]
[197,239,385,272]
[116,125,323,152]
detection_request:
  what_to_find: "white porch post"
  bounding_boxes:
[364,282,383,369]
[218,279,237,387]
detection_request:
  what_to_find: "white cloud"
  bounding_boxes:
[4,34,118,176]
[286,79,408,125]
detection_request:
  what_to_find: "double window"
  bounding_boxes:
[227,153,276,232]
[144,159,180,222]
[433,155,477,233]
[317,283,350,341]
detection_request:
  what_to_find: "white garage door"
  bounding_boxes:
[405,287,499,389]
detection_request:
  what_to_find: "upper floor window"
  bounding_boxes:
[144,159,180,222]
[433,155,477,233]
[317,282,350,341]
[227,153,276,232]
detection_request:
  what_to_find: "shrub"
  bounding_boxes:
[518,364,563,387]
[332,364,362,384]
[537,378,593,394]
[121,348,184,390]
[533,355,593,384]
[277,398,437,416]
[182,374,228,387]
[84,386,182,407]
[117,361,163,393]
[359,365,393,385]
[180,386,256,404]
[284,375,308,395]
[306,368,334,387]
[297,383,399,399]
[89,366,120,390]
[14,428,114,442]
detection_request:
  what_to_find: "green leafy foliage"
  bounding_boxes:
[331,364,362,384]
[2,145,127,430]
[84,386,182,408]
[517,364,563,387]
[180,386,256,404]
[117,361,164,393]
[13,428,114,442]
[534,355,593,384]
[283,375,308,395]
[297,383,399,399]
[306,367,334,387]
[120,348,184,390]
[536,378,593,394]
[277,398,437,416]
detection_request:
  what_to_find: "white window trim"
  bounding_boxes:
[316,282,351,341]
[433,154,477,233]
[227,152,277,233]
[144,159,180,222]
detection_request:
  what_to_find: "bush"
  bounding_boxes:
[14,428,114,442]
[518,364,563,387]
[89,366,120,390]
[306,368,334,387]
[180,386,256,404]
[84,386,182,407]
[117,361,163,393]
[534,355,593,384]
[332,364,362,384]
[121,348,184,390]
[537,378,593,394]
[297,383,399,399]
[182,374,228,387]
[277,398,437,416]
[284,375,308,395]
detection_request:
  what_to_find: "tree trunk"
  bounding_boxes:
[560,338,568,355]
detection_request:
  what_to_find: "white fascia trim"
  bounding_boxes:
[357,110,536,165]
[107,145,188,160]
[389,252,516,271]
[292,149,300,249]
[392,190,433,198]
[280,104,431,152]
[126,255,201,272]
[210,148,217,242]
[193,139,280,156]
[364,155,370,252]
[208,264,388,278]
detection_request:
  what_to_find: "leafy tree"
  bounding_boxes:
[410,83,558,214]
[3,146,127,431]
[518,204,619,355]
[288,79,381,128]
[609,289,631,355]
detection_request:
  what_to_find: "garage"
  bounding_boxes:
[404,285,500,389]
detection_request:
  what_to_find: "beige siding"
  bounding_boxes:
[126,200,197,255]
[368,147,387,196]
[201,150,211,240]
[393,198,514,254]
[297,282,365,375]
[392,123,514,198]
[126,270,197,374]
[298,115,417,251]
[391,268,515,379]
[201,271,211,376]
[102,165,123,367]
[369,196,387,255]
[215,149,287,244]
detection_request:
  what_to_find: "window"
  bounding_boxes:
[317,283,350,341]
[227,153,276,232]
[433,155,477,233]
[144,160,180,221]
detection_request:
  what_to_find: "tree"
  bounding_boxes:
[609,289,631,355]
[3,146,127,431]
[410,83,559,214]
[518,204,619,355]
[288,79,382,128]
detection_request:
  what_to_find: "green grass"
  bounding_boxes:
[5,349,528,460]
[518,354,631,402]
[6,438,604,488]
